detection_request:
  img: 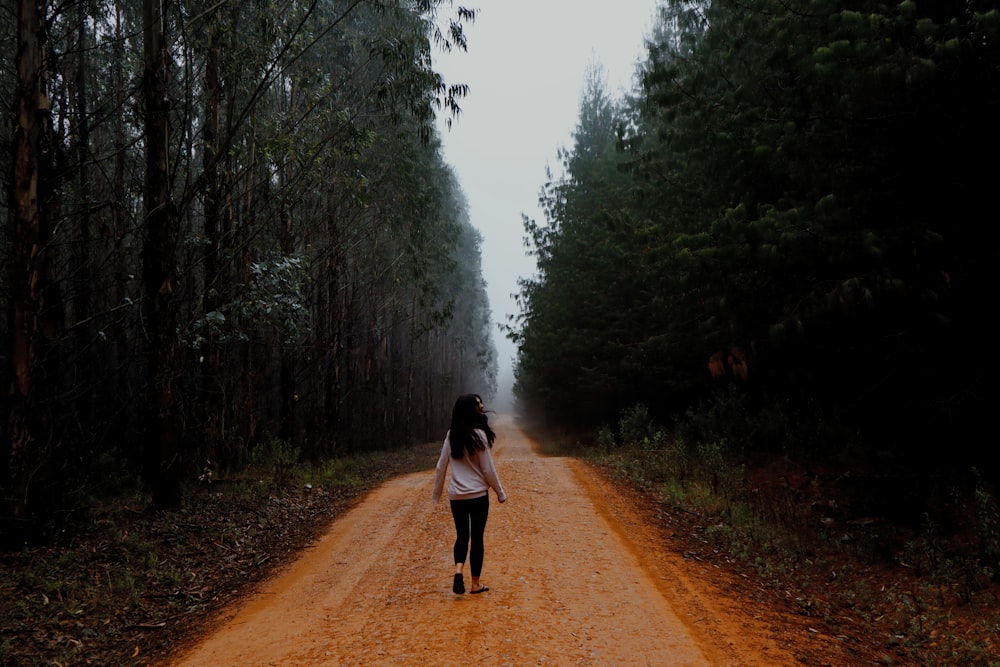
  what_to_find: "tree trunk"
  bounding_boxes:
[363,226,380,445]
[278,212,295,444]
[405,293,416,443]
[278,76,296,446]
[70,2,96,445]
[2,0,56,540]
[141,0,182,509]
[202,14,224,474]
[235,138,257,461]
[110,0,136,451]
[325,207,343,457]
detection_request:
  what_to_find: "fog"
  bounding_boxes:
[434,1,658,412]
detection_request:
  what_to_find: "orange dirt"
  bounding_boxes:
[161,415,820,666]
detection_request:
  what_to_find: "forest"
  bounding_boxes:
[0,0,994,545]
[513,0,999,485]
[3,0,1000,663]
[503,5,1000,656]
[1,0,497,542]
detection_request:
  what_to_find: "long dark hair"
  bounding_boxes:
[448,393,496,458]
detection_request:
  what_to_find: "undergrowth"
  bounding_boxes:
[527,391,1000,666]
[0,440,440,667]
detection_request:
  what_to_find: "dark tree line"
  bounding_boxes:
[513,0,999,474]
[1,0,496,542]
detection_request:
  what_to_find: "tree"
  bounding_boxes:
[632,0,1000,458]
[140,0,183,509]
[513,63,647,426]
[2,0,58,538]
[1,0,495,532]
[513,0,1000,470]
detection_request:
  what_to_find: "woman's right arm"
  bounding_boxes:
[431,435,451,502]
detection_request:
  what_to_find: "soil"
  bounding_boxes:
[8,413,993,665]
[159,415,851,666]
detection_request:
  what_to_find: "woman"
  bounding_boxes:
[432,394,507,595]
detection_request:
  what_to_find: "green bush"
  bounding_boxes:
[619,403,654,446]
[596,425,617,453]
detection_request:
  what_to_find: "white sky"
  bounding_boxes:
[433,1,659,409]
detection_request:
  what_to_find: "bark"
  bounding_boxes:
[71,3,96,440]
[235,137,257,461]
[141,0,182,509]
[278,210,295,445]
[278,77,295,446]
[363,228,379,443]
[325,206,343,457]
[202,15,224,472]
[110,0,135,444]
[405,293,416,443]
[2,0,56,538]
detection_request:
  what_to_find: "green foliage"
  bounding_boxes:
[618,403,654,447]
[596,425,617,453]
[241,256,312,345]
[512,63,658,425]
[590,402,1000,664]
[0,0,496,530]
[308,456,366,489]
[599,399,748,517]
[185,254,313,349]
[973,470,1000,572]
[512,0,1000,474]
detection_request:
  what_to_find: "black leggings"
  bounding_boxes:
[449,494,490,577]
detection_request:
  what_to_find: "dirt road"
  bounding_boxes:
[165,415,797,666]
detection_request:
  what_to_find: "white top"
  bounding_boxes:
[432,429,507,502]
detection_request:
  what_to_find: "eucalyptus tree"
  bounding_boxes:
[146,0,484,490]
[3,0,58,535]
[1,0,493,531]
[3,0,153,532]
[244,0,490,456]
[140,0,183,508]
[439,183,496,399]
[398,160,497,441]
